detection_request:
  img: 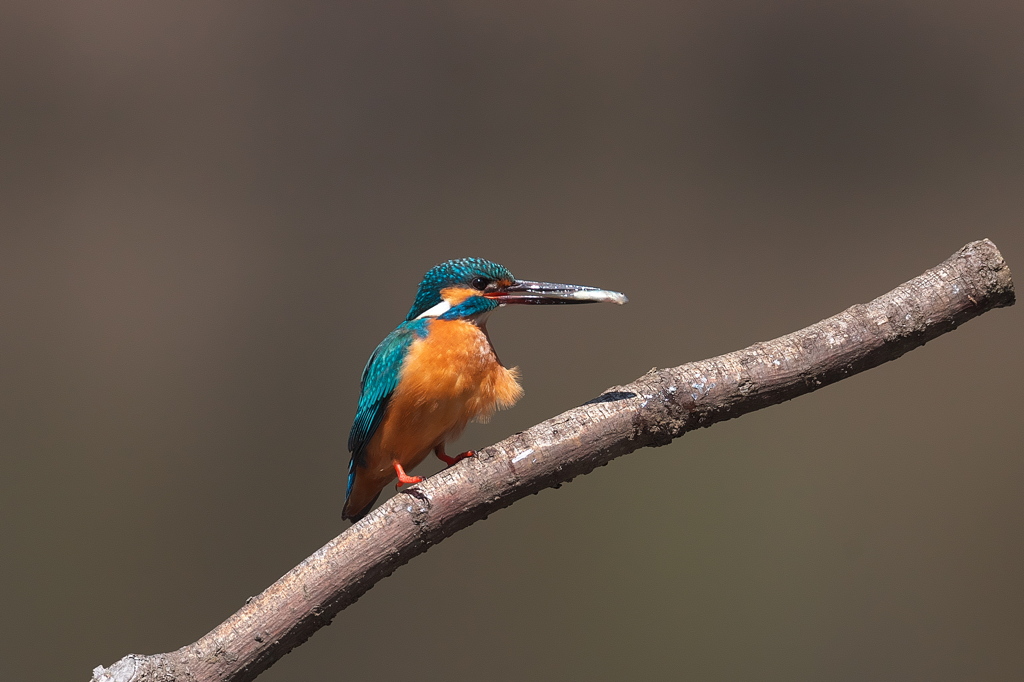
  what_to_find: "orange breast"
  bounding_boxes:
[362,318,523,479]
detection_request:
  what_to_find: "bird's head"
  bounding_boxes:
[406,257,627,322]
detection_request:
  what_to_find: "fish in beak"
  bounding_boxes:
[486,280,628,306]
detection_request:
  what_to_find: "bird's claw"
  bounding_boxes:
[392,462,424,489]
[436,450,475,467]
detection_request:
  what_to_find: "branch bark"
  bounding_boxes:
[93,239,1015,682]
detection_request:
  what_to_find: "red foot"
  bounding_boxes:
[435,446,475,467]
[393,462,423,489]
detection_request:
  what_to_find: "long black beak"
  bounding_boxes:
[486,279,628,305]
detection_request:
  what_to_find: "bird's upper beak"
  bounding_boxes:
[486,279,628,305]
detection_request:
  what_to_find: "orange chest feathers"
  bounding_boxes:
[391,319,523,431]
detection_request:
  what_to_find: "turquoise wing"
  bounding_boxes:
[346,320,427,499]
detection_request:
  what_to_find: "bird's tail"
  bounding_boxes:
[342,460,382,522]
[342,490,380,523]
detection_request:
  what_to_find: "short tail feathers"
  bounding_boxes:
[343,459,381,522]
[342,490,380,523]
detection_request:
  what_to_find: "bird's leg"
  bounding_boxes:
[434,444,475,467]
[392,461,423,489]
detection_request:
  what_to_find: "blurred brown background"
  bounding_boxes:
[1,2,1021,680]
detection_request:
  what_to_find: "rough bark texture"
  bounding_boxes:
[92,239,1014,682]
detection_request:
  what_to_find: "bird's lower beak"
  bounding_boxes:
[486,280,628,305]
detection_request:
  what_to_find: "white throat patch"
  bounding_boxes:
[415,299,452,320]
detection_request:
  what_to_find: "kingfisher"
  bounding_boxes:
[342,257,627,522]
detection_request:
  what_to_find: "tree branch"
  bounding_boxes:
[93,239,1014,682]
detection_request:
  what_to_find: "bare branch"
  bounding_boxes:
[92,239,1014,682]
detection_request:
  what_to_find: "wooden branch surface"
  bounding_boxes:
[93,239,1015,682]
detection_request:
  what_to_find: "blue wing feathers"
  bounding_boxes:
[346,457,358,500]
[346,320,429,475]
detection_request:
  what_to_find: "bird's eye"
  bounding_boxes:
[471,277,490,291]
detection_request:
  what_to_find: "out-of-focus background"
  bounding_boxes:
[1,2,1021,680]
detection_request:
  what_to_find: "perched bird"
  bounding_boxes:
[342,257,627,522]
